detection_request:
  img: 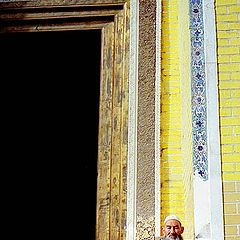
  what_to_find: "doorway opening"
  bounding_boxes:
[1,29,101,239]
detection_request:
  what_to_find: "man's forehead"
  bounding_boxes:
[165,219,181,226]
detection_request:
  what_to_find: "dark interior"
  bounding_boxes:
[1,30,101,238]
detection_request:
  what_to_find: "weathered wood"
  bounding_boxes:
[96,22,114,240]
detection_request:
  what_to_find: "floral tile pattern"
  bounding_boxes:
[189,0,208,181]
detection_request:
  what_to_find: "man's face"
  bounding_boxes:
[162,219,184,239]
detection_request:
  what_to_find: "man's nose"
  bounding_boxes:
[170,228,175,233]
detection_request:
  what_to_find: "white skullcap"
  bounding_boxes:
[164,215,181,224]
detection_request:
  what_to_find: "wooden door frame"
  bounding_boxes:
[0,1,129,239]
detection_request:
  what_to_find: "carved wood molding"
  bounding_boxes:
[0,1,129,239]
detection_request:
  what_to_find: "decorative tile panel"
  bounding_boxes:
[189,0,208,181]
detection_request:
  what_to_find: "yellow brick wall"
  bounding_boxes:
[179,0,194,239]
[160,0,194,239]
[215,0,240,239]
[160,0,183,219]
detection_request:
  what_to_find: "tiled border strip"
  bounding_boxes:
[189,0,208,181]
[190,0,224,238]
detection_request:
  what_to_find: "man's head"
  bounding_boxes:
[162,215,184,239]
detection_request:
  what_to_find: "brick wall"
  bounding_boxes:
[215,0,240,238]
[161,0,183,218]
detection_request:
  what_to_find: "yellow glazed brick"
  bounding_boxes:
[238,203,240,213]
[217,14,239,22]
[161,111,181,119]
[162,49,180,56]
[231,72,240,80]
[232,108,240,117]
[162,161,183,168]
[234,126,240,134]
[161,105,181,112]
[161,173,183,182]
[162,5,177,12]
[162,33,178,41]
[162,16,178,23]
[237,182,240,191]
[162,52,179,59]
[162,148,182,155]
[162,26,179,33]
[161,118,181,126]
[219,81,240,89]
[218,54,230,62]
[223,172,240,181]
[228,5,240,13]
[168,155,183,161]
[231,90,240,98]
[218,73,231,80]
[218,47,239,55]
[219,63,240,72]
[162,23,179,28]
[220,99,240,107]
[162,0,178,5]
[162,149,181,155]
[161,193,184,201]
[223,182,236,192]
[222,163,236,171]
[161,181,182,188]
[232,108,240,116]
[224,203,237,214]
[224,215,240,225]
[164,201,183,208]
[220,98,240,107]
[236,163,240,171]
[220,126,233,135]
[221,135,240,144]
[221,145,234,153]
[222,154,240,162]
[216,0,237,5]
[162,69,179,76]
[162,41,179,48]
[225,237,240,240]
[168,34,180,41]
[163,87,180,94]
[164,187,183,194]
[224,226,238,235]
[161,78,180,86]
[216,5,227,14]
[217,23,229,31]
[171,168,184,174]
[162,58,179,65]
[217,31,239,38]
[167,194,184,201]
[218,39,229,46]
[220,108,232,116]
[163,22,179,31]
[229,38,240,46]
[229,22,240,30]
[224,193,240,203]
[230,55,240,62]
[221,117,240,126]
[234,145,240,152]
[162,136,182,144]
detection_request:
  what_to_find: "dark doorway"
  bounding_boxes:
[1,30,101,238]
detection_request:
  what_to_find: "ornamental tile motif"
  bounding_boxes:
[189,0,208,180]
[136,216,155,240]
